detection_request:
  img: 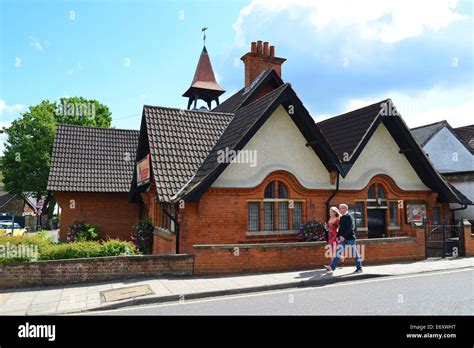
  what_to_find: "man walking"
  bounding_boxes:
[324,203,363,273]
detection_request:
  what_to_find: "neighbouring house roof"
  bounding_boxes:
[172,83,340,202]
[47,125,139,192]
[411,121,474,154]
[453,124,474,150]
[410,120,447,147]
[0,190,39,212]
[446,182,472,205]
[318,100,472,205]
[21,193,39,212]
[0,190,16,208]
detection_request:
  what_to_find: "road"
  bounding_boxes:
[89,268,473,315]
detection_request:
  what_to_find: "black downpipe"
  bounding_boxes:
[450,204,467,225]
[326,172,340,222]
[162,205,180,254]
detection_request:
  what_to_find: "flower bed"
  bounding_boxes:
[298,221,327,242]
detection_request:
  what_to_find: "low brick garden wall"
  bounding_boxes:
[463,221,474,256]
[0,254,194,289]
[193,230,426,276]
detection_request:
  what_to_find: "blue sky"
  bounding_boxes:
[1,0,473,151]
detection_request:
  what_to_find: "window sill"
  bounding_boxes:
[246,230,299,237]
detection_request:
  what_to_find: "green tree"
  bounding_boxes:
[54,97,112,127]
[2,97,112,229]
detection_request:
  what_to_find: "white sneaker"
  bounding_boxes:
[324,265,334,272]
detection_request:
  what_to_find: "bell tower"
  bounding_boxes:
[182,28,225,110]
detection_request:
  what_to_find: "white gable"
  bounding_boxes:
[212,105,333,189]
[423,127,474,173]
[339,123,429,190]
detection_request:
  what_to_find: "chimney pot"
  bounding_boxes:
[251,42,257,53]
[269,45,275,57]
[241,40,286,88]
[263,42,269,55]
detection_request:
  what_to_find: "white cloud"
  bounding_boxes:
[234,0,464,44]
[0,121,12,155]
[30,38,43,51]
[314,84,473,128]
[0,100,24,116]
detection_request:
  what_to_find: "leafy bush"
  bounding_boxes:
[39,239,138,260]
[298,221,327,242]
[67,221,100,242]
[35,230,53,242]
[132,218,154,254]
[0,235,139,263]
[0,235,48,263]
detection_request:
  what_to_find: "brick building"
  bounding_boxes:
[49,40,473,274]
[48,126,140,241]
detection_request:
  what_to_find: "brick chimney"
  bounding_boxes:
[241,41,286,88]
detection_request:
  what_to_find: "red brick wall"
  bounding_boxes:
[177,171,438,254]
[193,231,425,275]
[55,192,140,241]
[463,223,474,256]
[153,230,176,254]
[0,254,194,288]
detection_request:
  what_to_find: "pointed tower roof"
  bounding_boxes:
[183,46,225,109]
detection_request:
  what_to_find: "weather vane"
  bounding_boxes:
[202,26,208,45]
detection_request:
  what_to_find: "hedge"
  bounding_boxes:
[0,235,140,263]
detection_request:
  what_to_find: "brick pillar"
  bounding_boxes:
[463,220,474,256]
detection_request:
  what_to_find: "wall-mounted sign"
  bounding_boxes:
[137,154,150,187]
[405,202,426,224]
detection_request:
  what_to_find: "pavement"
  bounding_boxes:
[95,268,473,315]
[0,256,472,315]
[26,229,59,242]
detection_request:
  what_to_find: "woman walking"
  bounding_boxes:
[326,206,344,265]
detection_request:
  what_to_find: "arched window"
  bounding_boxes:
[278,181,288,198]
[264,181,274,198]
[247,179,304,233]
[368,184,376,199]
[367,183,387,199]
[377,184,385,199]
[367,183,388,207]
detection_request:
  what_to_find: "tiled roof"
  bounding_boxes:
[410,120,447,147]
[47,125,139,192]
[212,86,246,113]
[454,125,474,149]
[142,105,233,201]
[0,190,16,208]
[317,99,387,161]
[213,69,283,113]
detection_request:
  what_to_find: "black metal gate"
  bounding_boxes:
[425,222,465,258]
